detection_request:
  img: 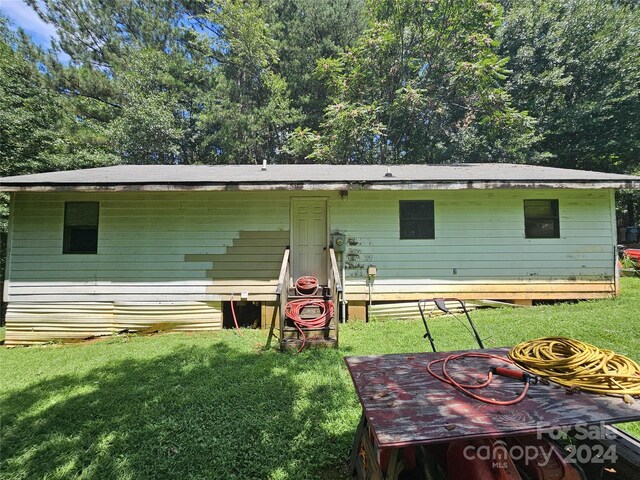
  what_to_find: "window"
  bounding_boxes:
[400,200,435,239]
[63,202,99,254]
[524,199,559,238]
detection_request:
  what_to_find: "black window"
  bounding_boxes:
[524,199,559,238]
[64,202,99,254]
[400,200,435,239]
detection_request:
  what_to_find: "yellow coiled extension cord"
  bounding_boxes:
[509,337,640,397]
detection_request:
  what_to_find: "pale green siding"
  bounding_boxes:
[7,191,293,302]
[4,188,618,344]
[328,189,616,292]
[6,188,616,305]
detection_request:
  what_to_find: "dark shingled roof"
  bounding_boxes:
[1,163,639,191]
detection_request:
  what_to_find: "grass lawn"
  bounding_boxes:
[1,278,639,479]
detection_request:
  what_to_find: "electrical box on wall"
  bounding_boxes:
[331,233,347,252]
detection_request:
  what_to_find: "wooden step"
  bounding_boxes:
[288,286,332,297]
[282,325,335,340]
[280,337,338,351]
[283,325,335,332]
[279,283,338,350]
[287,294,331,300]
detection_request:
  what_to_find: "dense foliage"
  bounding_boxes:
[500,0,640,175]
[1,0,637,170]
[293,0,540,164]
[15,0,366,165]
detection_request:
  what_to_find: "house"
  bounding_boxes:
[1,163,638,345]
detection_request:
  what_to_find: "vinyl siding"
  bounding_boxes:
[5,190,290,344]
[4,188,617,344]
[4,302,222,345]
[329,189,617,299]
[7,189,617,300]
[7,191,292,302]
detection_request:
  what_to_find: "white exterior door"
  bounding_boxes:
[291,197,327,284]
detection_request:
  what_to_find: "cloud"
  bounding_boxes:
[0,0,59,48]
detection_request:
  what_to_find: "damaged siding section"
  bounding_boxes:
[7,191,291,303]
[5,191,290,344]
[5,302,222,345]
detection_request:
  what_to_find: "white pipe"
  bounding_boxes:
[367,277,372,322]
[341,251,347,323]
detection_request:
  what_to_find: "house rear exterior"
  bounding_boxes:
[1,164,638,345]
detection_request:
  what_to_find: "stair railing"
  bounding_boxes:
[275,247,290,348]
[329,247,343,343]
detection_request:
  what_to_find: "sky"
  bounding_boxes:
[0,0,58,49]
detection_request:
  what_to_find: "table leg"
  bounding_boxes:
[350,411,405,480]
[385,448,404,480]
[350,412,367,476]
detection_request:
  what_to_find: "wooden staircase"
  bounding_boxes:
[271,247,342,351]
[280,287,337,350]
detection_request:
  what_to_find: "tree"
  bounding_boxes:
[27,0,311,164]
[27,0,216,164]
[290,0,539,164]
[10,0,640,169]
[108,48,212,164]
[269,0,367,130]
[0,38,65,177]
[27,0,190,69]
[500,0,640,174]
[196,0,300,163]
[0,17,117,177]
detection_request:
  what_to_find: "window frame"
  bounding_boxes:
[63,202,100,254]
[524,199,560,239]
[399,200,435,240]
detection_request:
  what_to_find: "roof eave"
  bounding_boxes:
[1,179,639,192]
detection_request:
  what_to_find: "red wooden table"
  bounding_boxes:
[345,348,640,479]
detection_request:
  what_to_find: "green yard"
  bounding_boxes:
[1,279,639,479]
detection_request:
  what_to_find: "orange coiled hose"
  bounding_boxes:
[295,275,319,295]
[285,299,334,352]
[427,352,530,405]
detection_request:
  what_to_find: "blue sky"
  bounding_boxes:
[1,0,58,48]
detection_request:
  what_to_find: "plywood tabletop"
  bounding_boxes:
[345,348,640,448]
